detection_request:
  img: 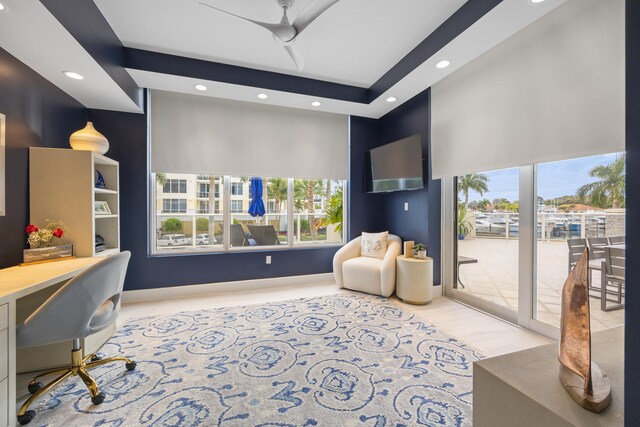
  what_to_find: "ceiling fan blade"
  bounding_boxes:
[292,0,340,34]
[284,44,305,72]
[198,2,295,40]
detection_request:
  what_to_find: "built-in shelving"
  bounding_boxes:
[30,148,120,257]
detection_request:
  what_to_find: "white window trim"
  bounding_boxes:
[150,175,348,256]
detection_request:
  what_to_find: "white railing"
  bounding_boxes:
[468,211,625,241]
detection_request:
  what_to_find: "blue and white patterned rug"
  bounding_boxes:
[32,293,482,426]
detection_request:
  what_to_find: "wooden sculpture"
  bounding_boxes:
[559,248,611,412]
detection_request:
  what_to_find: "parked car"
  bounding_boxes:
[195,233,216,245]
[157,234,190,247]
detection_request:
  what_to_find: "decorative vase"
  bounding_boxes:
[23,244,73,264]
[416,250,427,259]
[69,121,109,154]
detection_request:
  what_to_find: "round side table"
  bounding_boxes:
[396,255,433,305]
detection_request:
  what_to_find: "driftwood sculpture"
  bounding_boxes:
[559,248,611,412]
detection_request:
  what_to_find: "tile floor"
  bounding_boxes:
[457,238,624,331]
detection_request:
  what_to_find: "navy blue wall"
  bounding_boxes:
[88,107,340,291]
[0,48,87,269]
[349,89,440,285]
[625,0,640,424]
[378,88,440,285]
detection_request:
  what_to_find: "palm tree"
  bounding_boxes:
[458,173,489,211]
[323,187,343,234]
[267,178,288,232]
[294,179,324,240]
[156,173,167,187]
[577,153,626,208]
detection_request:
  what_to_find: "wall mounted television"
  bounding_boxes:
[365,134,424,193]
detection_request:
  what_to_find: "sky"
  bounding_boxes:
[463,152,622,203]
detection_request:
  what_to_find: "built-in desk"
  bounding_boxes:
[0,257,103,426]
[473,326,624,426]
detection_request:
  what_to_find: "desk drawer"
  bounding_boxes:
[0,304,7,331]
[0,329,6,380]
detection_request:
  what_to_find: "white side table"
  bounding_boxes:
[396,255,433,305]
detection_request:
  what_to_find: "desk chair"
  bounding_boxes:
[16,251,136,425]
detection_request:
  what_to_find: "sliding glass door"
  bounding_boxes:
[444,153,626,338]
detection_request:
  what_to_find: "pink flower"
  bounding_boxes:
[26,224,39,234]
[53,228,64,238]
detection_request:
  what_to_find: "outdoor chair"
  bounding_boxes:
[608,235,625,245]
[601,247,625,311]
[247,225,281,246]
[230,224,248,247]
[567,238,587,275]
[587,237,608,289]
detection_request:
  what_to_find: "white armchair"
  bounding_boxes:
[333,234,402,297]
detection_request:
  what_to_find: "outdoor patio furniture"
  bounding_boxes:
[587,237,608,289]
[608,235,625,245]
[247,224,281,246]
[567,238,587,274]
[230,224,248,247]
[601,247,625,311]
[457,255,478,289]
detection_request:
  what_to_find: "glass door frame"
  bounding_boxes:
[442,166,559,340]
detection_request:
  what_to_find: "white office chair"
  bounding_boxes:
[333,234,402,297]
[16,251,136,425]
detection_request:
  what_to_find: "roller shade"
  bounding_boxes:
[150,90,349,179]
[431,0,624,179]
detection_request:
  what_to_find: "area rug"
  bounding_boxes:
[31,293,482,426]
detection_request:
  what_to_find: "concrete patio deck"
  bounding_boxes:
[457,238,624,331]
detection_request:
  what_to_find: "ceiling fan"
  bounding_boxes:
[198,0,340,72]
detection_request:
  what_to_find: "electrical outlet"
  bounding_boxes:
[266,256,272,265]
[404,202,409,211]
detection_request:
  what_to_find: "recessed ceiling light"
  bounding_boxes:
[63,71,84,80]
[530,0,545,3]
[436,60,451,69]
[0,3,6,11]
[194,84,207,91]
[257,93,268,100]
[386,96,397,103]
[311,101,322,107]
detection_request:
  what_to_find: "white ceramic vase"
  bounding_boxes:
[69,121,109,154]
[417,250,427,259]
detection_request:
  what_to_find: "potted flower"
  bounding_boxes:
[23,220,72,264]
[413,243,427,259]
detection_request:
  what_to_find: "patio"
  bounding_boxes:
[457,238,624,331]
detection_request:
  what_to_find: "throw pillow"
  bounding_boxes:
[361,231,389,259]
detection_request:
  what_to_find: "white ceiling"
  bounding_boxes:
[0,0,568,118]
[95,0,468,87]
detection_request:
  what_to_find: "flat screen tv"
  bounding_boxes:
[365,134,424,193]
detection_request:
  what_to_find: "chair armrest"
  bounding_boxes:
[333,237,363,286]
[380,240,401,297]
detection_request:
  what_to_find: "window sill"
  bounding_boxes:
[149,242,345,258]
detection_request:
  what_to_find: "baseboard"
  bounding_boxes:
[122,272,336,304]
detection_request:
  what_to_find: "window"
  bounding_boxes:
[231,182,243,196]
[163,179,187,194]
[162,199,186,213]
[231,200,243,213]
[152,173,346,253]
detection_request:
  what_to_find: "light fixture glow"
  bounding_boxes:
[530,0,545,3]
[436,60,451,69]
[63,71,84,80]
[386,96,397,103]
[194,84,207,91]
[311,101,322,107]
[257,93,268,100]
[0,3,5,11]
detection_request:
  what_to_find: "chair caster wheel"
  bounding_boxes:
[17,410,36,425]
[91,354,102,362]
[91,392,105,405]
[125,361,137,371]
[28,382,42,394]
